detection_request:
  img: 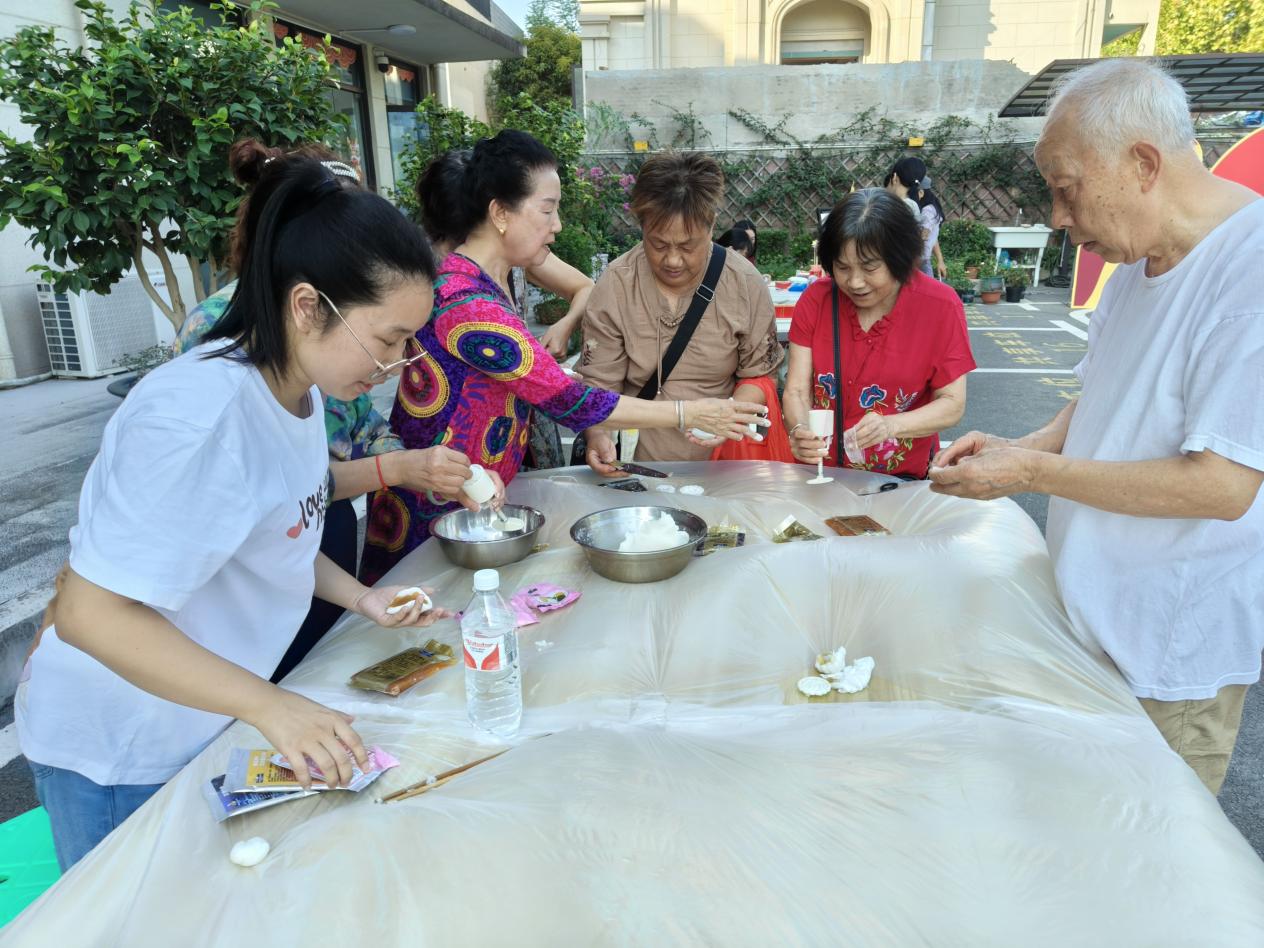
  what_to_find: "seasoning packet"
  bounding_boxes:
[826,515,892,537]
[771,515,824,543]
[694,524,746,557]
[202,773,317,823]
[223,745,399,795]
[349,639,456,696]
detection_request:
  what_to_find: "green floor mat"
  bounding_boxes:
[0,807,60,927]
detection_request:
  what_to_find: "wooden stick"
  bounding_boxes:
[377,748,511,804]
[377,732,553,804]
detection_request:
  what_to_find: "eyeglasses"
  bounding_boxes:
[319,291,423,384]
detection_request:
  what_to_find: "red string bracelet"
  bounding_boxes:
[374,454,389,491]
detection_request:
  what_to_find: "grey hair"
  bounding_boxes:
[1045,59,1195,157]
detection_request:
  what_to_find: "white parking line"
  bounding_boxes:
[971,368,1076,374]
[1069,311,1091,326]
[1018,302,1039,311]
[1052,320,1089,340]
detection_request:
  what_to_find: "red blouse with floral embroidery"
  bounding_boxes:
[787,271,975,477]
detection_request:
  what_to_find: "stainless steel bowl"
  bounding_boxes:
[570,506,707,584]
[432,505,544,570]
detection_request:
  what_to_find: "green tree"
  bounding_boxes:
[0,0,340,328]
[527,0,580,32]
[1156,0,1264,53]
[392,93,618,276]
[488,9,580,120]
[1105,0,1264,55]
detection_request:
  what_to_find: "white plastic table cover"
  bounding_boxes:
[6,461,1263,946]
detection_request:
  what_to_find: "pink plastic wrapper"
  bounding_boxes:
[508,584,581,627]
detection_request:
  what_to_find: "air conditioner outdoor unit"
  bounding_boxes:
[37,273,162,379]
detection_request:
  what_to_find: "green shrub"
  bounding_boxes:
[939,220,994,268]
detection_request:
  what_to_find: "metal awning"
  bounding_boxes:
[1000,53,1264,117]
[282,0,525,63]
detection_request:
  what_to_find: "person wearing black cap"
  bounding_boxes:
[888,157,947,280]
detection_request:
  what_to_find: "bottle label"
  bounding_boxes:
[463,632,505,671]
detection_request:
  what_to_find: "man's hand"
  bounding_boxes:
[929,444,1040,500]
[585,429,621,476]
[931,430,1007,468]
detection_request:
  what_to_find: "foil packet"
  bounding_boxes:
[349,639,456,696]
[694,524,746,557]
[771,515,824,543]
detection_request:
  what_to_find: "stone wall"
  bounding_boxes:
[583,59,1045,152]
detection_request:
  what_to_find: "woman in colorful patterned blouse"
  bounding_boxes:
[783,189,975,478]
[361,131,768,584]
[175,140,475,679]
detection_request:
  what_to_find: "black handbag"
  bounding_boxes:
[570,244,727,465]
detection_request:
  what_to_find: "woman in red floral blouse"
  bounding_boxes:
[783,189,975,478]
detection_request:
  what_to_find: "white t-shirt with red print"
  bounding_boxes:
[18,342,327,785]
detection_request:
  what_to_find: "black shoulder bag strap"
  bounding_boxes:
[636,243,726,400]
[831,283,844,461]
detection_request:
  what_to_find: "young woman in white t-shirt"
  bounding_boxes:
[17,151,451,870]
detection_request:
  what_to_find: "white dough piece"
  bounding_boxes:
[229,837,270,867]
[618,511,690,553]
[832,656,875,694]
[689,428,720,442]
[654,484,677,493]
[814,646,847,676]
[385,587,432,615]
[498,517,526,532]
[797,676,833,697]
[535,640,555,651]
[679,485,705,496]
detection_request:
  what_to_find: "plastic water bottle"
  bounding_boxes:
[461,569,521,736]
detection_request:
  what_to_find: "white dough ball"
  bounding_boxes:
[229,836,270,867]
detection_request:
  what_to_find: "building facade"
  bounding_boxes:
[0,0,521,383]
[579,0,1159,76]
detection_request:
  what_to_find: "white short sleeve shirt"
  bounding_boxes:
[18,344,328,784]
[1046,200,1264,700]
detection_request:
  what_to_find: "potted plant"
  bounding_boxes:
[534,293,571,326]
[939,220,993,278]
[946,261,975,303]
[975,259,1001,304]
[1004,267,1030,302]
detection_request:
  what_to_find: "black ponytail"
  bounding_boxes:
[204,157,436,376]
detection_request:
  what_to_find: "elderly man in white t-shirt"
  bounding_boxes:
[929,58,1264,795]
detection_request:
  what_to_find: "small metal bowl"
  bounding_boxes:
[570,506,707,584]
[432,505,544,570]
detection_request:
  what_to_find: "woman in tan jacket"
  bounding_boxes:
[577,153,783,472]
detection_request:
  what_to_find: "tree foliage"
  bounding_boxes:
[0,0,340,327]
[488,0,580,121]
[1155,0,1264,54]
[393,93,615,276]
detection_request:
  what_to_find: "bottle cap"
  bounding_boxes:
[473,568,500,592]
